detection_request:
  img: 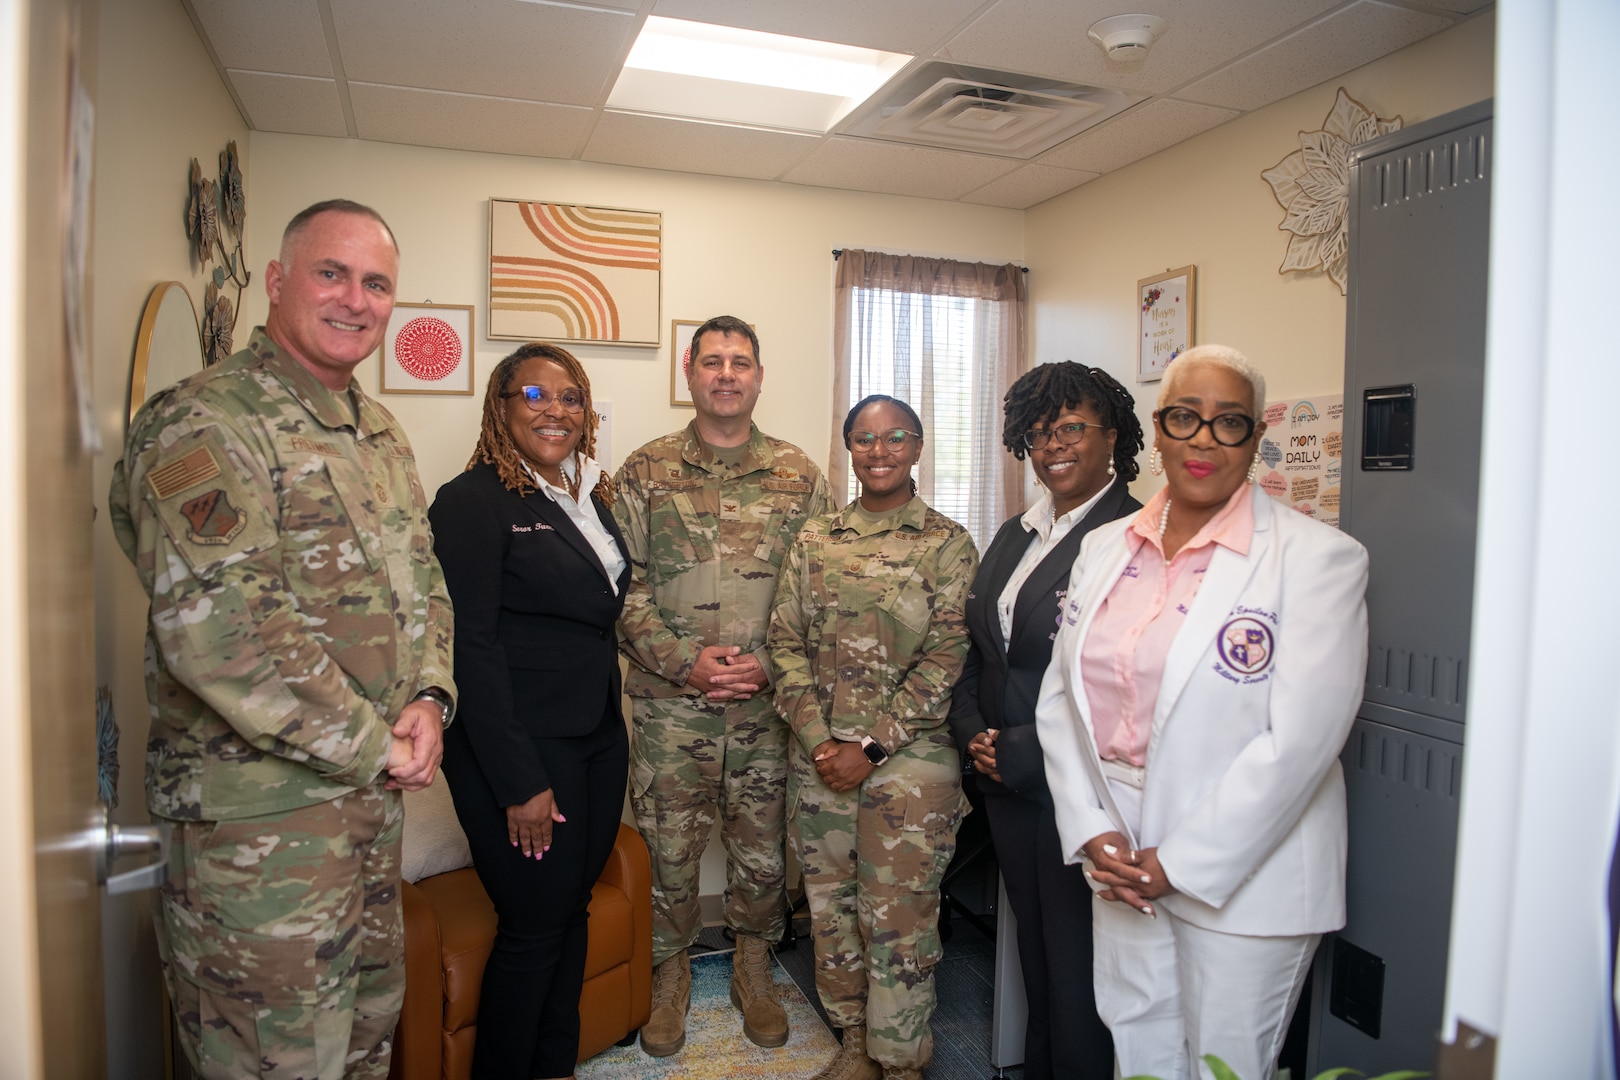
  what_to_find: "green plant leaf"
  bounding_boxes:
[1202,1056,1244,1080]
[212,266,225,288]
[1365,1073,1430,1079]
[1309,1070,1364,1079]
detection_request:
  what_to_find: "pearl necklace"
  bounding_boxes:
[1158,497,1172,539]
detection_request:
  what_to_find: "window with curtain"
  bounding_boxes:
[831,249,1028,551]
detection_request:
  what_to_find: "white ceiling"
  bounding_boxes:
[180,0,1490,210]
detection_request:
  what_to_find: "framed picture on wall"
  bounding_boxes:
[670,319,701,407]
[1137,265,1196,382]
[380,302,475,395]
[488,198,663,346]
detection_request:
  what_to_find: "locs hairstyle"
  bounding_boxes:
[1001,361,1145,482]
[469,342,613,507]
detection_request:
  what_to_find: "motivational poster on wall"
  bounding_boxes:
[1258,394,1343,528]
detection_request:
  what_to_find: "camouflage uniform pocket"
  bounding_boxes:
[879,569,932,636]
[279,458,377,589]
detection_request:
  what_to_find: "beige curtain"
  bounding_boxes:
[831,249,1027,549]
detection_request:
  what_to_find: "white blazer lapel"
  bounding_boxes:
[1153,490,1274,736]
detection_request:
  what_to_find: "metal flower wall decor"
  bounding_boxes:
[1261,88,1401,295]
[186,141,249,365]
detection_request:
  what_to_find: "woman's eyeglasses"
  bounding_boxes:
[502,385,586,413]
[1021,421,1105,450]
[1157,406,1255,446]
[848,429,920,453]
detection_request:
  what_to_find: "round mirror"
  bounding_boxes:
[129,281,203,426]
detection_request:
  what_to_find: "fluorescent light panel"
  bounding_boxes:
[608,16,911,133]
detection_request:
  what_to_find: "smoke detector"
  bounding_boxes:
[1087,14,1167,62]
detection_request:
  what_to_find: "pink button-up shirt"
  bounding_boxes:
[1081,483,1255,765]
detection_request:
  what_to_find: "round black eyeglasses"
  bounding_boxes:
[1157,406,1255,446]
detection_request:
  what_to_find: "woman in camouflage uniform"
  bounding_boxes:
[768,395,980,1080]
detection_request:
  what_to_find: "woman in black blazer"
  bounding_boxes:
[948,362,1143,1080]
[430,343,631,1080]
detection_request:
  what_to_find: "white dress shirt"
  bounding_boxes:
[523,455,626,593]
[996,482,1113,646]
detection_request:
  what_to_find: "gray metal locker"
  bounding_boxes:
[1308,99,1493,1075]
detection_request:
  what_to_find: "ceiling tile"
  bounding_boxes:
[186,0,332,76]
[782,138,1020,202]
[1177,1,1456,111]
[1405,0,1492,12]
[959,164,1099,210]
[937,0,1344,95]
[330,0,636,106]
[350,84,594,158]
[649,0,986,55]
[227,71,349,137]
[1036,98,1239,174]
[583,113,820,180]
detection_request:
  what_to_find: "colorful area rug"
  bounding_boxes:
[577,948,837,1079]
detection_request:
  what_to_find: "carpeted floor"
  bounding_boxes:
[577,949,839,1080]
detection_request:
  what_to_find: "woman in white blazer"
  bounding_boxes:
[1035,345,1369,1080]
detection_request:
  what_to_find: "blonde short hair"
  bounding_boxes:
[1157,344,1266,416]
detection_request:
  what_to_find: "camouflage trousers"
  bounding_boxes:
[789,729,965,1069]
[630,693,788,965]
[155,784,405,1080]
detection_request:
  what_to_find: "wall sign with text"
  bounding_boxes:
[1138,265,1196,382]
[1259,393,1343,528]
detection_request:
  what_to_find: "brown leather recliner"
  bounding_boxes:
[389,823,653,1080]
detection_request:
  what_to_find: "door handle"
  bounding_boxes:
[91,803,170,894]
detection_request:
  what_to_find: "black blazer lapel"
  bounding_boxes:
[517,483,616,587]
[1007,478,1137,655]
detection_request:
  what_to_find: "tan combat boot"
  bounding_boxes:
[639,952,691,1057]
[811,1025,880,1080]
[729,934,789,1047]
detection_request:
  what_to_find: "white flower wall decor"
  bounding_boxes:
[1262,87,1402,295]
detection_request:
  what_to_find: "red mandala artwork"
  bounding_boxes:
[394,317,462,381]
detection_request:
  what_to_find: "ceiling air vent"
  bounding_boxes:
[837,62,1145,159]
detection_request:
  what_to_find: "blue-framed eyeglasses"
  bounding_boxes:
[502,385,586,413]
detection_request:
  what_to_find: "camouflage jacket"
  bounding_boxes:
[108,328,456,821]
[613,421,830,699]
[768,497,979,756]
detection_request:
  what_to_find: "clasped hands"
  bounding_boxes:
[383,697,445,792]
[686,644,766,701]
[1082,831,1174,917]
[810,739,874,793]
[967,728,1001,783]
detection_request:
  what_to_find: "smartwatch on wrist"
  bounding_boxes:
[413,686,454,728]
[859,735,889,767]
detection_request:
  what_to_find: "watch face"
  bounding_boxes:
[862,740,886,765]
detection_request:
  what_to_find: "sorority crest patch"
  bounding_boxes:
[1217,617,1274,676]
[180,489,246,545]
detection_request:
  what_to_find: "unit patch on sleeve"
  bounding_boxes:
[179,489,245,545]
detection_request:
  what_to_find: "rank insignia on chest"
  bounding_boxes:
[373,479,393,506]
[846,559,863,574]
[720,498,742,520]
[180,489,245,545]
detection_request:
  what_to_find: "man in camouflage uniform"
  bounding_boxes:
[109,200,455,1080]
[768,490,979,1080]
[613,315,831,1056]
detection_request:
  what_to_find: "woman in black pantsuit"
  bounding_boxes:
[430,343,631,1080]
[948,363,1143,1080]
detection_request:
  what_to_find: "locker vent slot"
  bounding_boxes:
[1370,132,1489,209]
[1365,644,1466,710]
[1350,723,1462,800]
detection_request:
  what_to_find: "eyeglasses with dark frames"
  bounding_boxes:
[1157,406,1255,447]
[1021,421,1107,450]
[502,385,586,413]
[848,429,921,453]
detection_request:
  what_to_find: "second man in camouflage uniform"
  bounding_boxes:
[613,315,831,1056]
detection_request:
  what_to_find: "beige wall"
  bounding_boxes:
[1026,12,1495,500]
[91,0,249,1074]
[238,135,1025,503]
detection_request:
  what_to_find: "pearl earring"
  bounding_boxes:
[1149,447,1163,476]
[1247,451,1261,484]
[1107,460,1116,478]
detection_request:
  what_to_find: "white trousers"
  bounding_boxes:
[1096,778,1321,1080]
